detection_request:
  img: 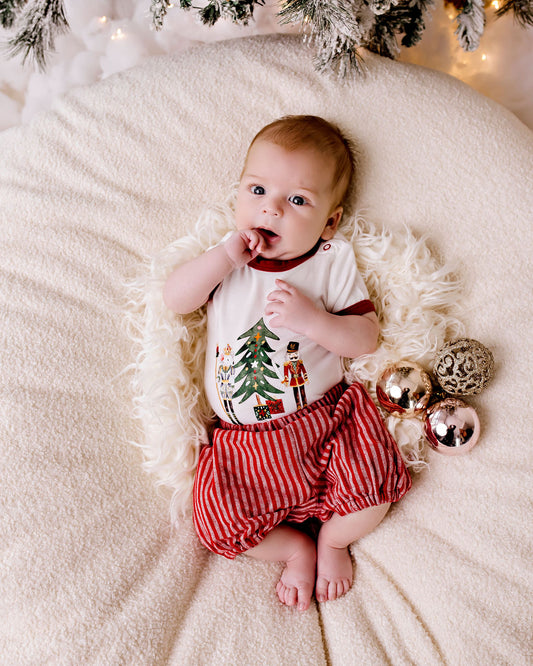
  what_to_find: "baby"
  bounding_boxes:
[163,115,411,611]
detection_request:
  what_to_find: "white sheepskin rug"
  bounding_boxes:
[125,190,465,522]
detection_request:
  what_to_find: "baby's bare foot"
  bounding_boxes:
[276,539,316,612]
[315,541,353,603]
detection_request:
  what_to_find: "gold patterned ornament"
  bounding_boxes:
[433,338,494,396]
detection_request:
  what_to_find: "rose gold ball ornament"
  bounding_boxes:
[424,398,481,455]
[376,362,433,418]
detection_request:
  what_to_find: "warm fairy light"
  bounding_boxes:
[111,28,126,41]
[491,0,500,8]
[98,16,108,24]
[481,53,487,61]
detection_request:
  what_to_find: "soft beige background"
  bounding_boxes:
[1,34,532,664]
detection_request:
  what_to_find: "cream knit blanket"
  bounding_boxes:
[1,34,531,665]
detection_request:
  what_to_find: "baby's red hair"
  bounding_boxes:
[246,115,355,207]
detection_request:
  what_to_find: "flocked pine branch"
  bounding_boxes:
[151,0,172,31]
[278,0,368,75]
[3,0,68,70]
[367,0,400,16]
[455,0,486,51]
[206,0,264,25]
[313,33,366,77]
[496,0,533,26]
[0,0,26,29]
[368,0,435,58]
[150,0,264,29]
[1,0,532,75]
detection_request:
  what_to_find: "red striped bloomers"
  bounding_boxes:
[193,382,412,559]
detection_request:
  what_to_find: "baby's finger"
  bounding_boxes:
[266,290,286,302]
[247,231,263,252]
[268,314,281,328]
[264,302,282,316]
[275,279,294,293]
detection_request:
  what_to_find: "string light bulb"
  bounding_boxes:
[111,28,126,41]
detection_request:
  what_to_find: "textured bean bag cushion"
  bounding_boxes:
[1,34,532,664]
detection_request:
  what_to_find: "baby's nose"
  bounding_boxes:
[262,199,281,216]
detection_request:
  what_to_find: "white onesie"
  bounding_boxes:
[204,233,374,425]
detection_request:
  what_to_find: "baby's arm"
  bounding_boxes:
[265,279,379,358]
[163,230,265,314]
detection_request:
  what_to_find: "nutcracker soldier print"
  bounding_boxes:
[282,341,309,411]
[215,344,241,425]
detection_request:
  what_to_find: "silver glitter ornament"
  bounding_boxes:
[424,398,480,455]
[376,361,433,419]
[433,338,494,396]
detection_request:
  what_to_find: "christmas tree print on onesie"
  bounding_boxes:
[232,318,285,421]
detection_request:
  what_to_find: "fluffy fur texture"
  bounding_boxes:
[125,189,464,521]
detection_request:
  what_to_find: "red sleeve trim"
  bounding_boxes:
[334,300,376,316]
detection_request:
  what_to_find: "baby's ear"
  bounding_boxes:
[321,206,343,240]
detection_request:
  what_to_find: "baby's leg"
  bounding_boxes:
[246,524,316,612]
[315,503,391,603]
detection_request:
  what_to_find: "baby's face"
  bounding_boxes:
[235,140,342,261]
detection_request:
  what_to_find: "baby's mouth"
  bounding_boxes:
[257,228,280,243]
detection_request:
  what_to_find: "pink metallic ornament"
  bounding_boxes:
[376,361,433,419]
[424,398,481,455]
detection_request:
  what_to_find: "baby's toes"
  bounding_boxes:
[316,576,351,602]
[315,576,329,603]
[296,582,314,611]
[276,580,313,611]
[330,578,351,601]
[276,581,295,607]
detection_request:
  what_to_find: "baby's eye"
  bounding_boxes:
[289,195,306,206]
[251,185,265,195]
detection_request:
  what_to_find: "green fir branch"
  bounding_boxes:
[279,0,367,76]
[0,0,27,29]
[152,0,264,29]
[279,0,362,40]
[368,0,434,58]
[6,0,68,70]
[313,37,367,77]
[495,0,533,27]
[151,0,173,31]
[2,0,533,78]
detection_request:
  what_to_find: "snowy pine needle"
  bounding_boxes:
[279,0,368,77]
[2,0,532,75]
[0,0,26,29]
[455,0,486,52]
[5,0,68,70]
[496,0,533,27]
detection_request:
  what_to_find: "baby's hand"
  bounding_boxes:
[265,280,319,334]
[224,230,265,268]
